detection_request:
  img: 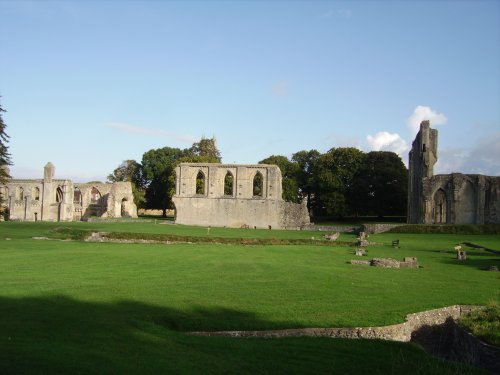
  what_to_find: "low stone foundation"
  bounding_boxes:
[351,257,419,268]
[188,305,499,372]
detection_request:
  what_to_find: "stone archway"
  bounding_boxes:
[121,198,130,217]
[433,189,447,224]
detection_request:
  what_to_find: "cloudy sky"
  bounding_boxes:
[1,1,499,182]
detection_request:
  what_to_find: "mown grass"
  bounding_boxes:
[1,221,498,374]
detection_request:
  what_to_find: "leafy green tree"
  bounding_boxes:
[259,155,300,203]
[292,149,320,212]
[314,147,364,217]
[350,151,408,217]
[0,99,12,219]
[141,147,185,217]
[107,160,145,208]
[188,137,221,162]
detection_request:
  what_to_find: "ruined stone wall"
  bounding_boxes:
[408,122,500,224]
[1,163,137,222]
[173,163,310,229]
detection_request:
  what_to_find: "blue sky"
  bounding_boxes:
[1,0,499,182]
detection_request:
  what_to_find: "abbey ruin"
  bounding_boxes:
[407,121,499,224]
[1,162,137,221]
[173,163,310,229]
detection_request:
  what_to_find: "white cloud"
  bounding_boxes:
[106,123,196,143]
[366,131,408,156]
[436,132,500,176]
[407,105,447,136]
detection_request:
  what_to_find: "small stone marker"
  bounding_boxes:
[456,250,467,261]
[355,248,366,256]
[324,232,340,241]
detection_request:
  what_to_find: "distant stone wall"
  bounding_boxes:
[173,163,310,229]
[1,163,137,222]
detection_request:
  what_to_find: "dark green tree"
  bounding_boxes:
[0,98,12,219]
[350,151,408,217]
[141,147,185,217]
[314,147,364,217]
[259,155,300,203]
[291,149,320,213]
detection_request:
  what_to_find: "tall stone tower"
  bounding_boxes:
[407,121,438,223]
[44,162,55,183]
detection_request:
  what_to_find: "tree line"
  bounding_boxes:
[109,139,407,219]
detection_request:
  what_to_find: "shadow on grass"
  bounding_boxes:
[0,295,482,375]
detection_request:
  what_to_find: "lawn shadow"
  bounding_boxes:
[0,295,483,375]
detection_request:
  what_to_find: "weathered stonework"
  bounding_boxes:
[172,163,310,229]
[408,121,500,224]
[0,163,137,222]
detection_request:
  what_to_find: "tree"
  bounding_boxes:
[187,137,221,162]
[107,160,141,183]
[259,155,300,203]
[292,149,320,213]
[107,160,145,208]
[141,147,185,217]
[350,151,408,217]
[0,98,12,219]
[314,147,364,217]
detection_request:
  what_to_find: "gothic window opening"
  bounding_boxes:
[224,171,234,196]
[253,171,263,197]
[433,189,447,224]
[91,187,101,204]
[16,187,24,201]
[73,188,82,205]
[33,187,40,200]
[56,187,63,203]
[196,171,205,195]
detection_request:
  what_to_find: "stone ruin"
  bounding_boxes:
[351,257,419,269]
[408,121,500,224]
[172,163,310,229]
[323,232,340,241]
[0,162,137,221]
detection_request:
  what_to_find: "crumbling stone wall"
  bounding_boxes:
[173,163,310,229]
[1,162,137,222]
[408,122,500,224]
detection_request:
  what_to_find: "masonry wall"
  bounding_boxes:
[408,122,500,224]
[1,163,137,222]
[173,163,310,229]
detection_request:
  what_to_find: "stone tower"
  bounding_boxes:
[44,162,55,183]
[407,121,438,223]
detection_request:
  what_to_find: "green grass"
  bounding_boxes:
[459,301,500,347]
[1,221,498,374]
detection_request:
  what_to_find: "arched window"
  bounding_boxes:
[56,187,63,203]
[253,171,263,197]
[16,187,24,200]
[196,171,205,195]
[33,187,40,201]
[73,188,82,204]
[224,171,234,196]
[91,187,101,204]
[433,189,447,224]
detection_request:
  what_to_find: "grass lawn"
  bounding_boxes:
[0,222,498,374]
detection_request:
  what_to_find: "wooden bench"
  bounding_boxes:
[392,240,400,248]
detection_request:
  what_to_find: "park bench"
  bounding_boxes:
[392,240,400,248]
